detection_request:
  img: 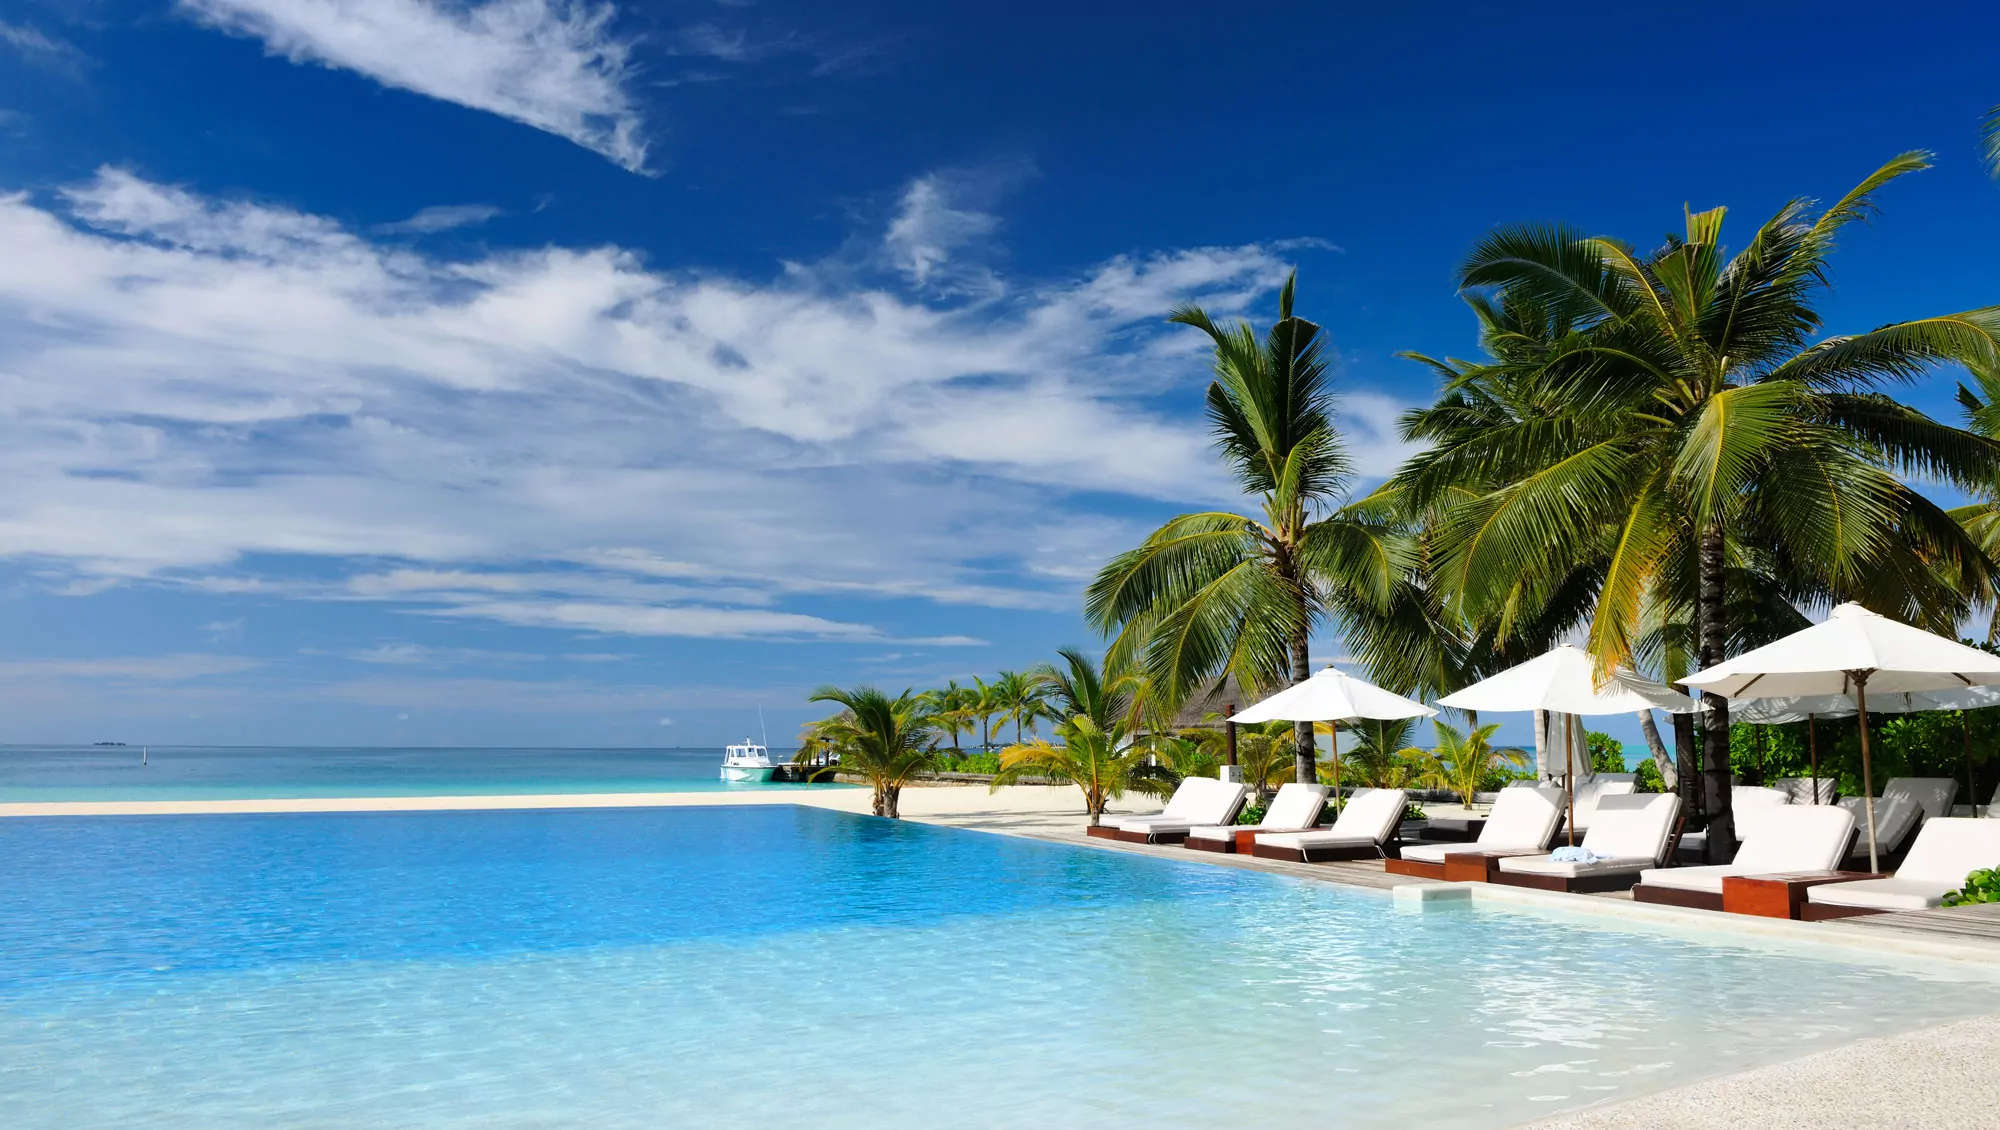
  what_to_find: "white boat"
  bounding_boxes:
[720,739,777,783]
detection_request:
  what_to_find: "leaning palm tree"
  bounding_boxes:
[1086,274,1408,784]
[805,685,939,819]
[1393,153,2000,854]
[1984,104,2000,179]
[991,648,1162,825]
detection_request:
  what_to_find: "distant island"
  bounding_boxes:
[92,741,128,747]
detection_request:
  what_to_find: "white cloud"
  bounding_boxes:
[0,167,1406,640]
[179,0,648,172]
[335,642,545,664]
[375,203,505,234]
[0,654,262,681]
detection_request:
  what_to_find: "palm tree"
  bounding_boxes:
[987,669,1048,745]
[991,648,1163,825]
[1230,721,1298,805]
[922,680,978,756]
[1392,154,2000,854]
[805,685,940,818]
[1086,273,1409,784]
[1984,105,2000,179]
[1409,720,1524,809]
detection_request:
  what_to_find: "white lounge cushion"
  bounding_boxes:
[1399,841,1545,864]
[1809,818,2000,912]
[1185,783,1327,842]
[1730,786,1793,837]
[1110,777,1245,833]
[1253,787,1405,852]
[1115,777,1208,827]
[1477,785,1567,850]
[1807,877,1956,911]
[1639,804,1857,892]
[1839,794,1920,857]
[1498,854,1652,878]
[1569,777,1638,831]
[1774,777,1839,805]
[1885,777,1959,821]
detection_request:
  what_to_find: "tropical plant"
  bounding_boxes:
[1333,716,1423,789]
[991,648,1165,825]
[986,669,1050,745]
[1984,105,2000,180]
[922,680,980,755]
[1390,154,2000,854]
[1409,720,1526,808]
[804,685,940,818]
[1942,866,2000,908]
[1086,274,1408,784]
[1230,720,1299,805]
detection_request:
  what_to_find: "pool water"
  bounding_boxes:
[0,745,840,801]
[2,806,1995,1128]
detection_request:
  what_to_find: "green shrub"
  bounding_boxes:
[1235,803,1268,826]
[1942,866,2000,908]
[1633,759,1666,793]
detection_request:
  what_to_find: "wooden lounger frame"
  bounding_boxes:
[1630,883,1722,911]
[1084,825,1187,845]
[1490,869,1643,894]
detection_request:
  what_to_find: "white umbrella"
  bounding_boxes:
[1229,668,1435,801]
[1683,602,2000,868]
[1437,646,1695,843]
[1730,685,2000,816]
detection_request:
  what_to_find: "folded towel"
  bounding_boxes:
[1549,846,1602,864]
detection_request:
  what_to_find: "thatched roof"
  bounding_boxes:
[1169,673,1257,730]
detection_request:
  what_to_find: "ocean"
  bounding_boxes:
[0,745,833,802]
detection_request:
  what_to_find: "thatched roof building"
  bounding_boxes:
[1168,673,1257,730]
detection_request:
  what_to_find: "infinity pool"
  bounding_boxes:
[3,806,1996,1128]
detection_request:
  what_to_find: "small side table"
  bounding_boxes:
[1232,828,1265,854]
[1721,871,1887,919]
[1441,850,1512,883]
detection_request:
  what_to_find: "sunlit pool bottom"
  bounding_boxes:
[3,806,1996,1129]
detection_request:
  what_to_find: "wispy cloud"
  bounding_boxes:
[0,19,89,75]
[178,0,649,172]
[0,166,1393,642]
[374,203,505,234]
[0,654,262,681]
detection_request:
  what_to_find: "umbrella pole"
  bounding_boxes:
[1966,713,1978,819]
[1854,673,1878,873]
[1808,714,1820,804]
[1564,712,1576,847]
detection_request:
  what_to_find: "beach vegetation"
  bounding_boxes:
[1408,720,1526,808]
[990,647,1168,825]
[1085,274,1409,785]
[1942,867,2000,908]
[1384,154,2000,853]
[804,685,940,819]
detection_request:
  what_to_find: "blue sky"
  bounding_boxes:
[0,0,1997,748]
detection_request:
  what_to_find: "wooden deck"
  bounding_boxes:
[1024,829,1430,891]
[1837,901,2000,944]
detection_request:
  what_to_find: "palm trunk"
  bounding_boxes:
[1532,710,1549,780]
[1289,624,1315,784]
[873,781,888,817]
[1697,523,1733,861]
[884,784,901,819]
[1637,710,1676,790]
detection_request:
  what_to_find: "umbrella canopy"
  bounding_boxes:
[1229,668,1437,724]
[1683,602,2000,869]
[1681,603,2000,698]
[1730,685,2000,724]
[1437,646,1696,715]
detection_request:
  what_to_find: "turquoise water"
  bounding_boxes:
[2,805,1997,1127]
[0,744,841,801]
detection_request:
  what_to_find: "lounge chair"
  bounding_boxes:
[1383,786,1566,881]
[1631,804,1857,911]
[1095,778,1247,844]
[1805,818,2000,919]
[1838,793,1922,866]
[1493,794,1682,893]
[1184,782,1328,853]
[1567,775,1637,835]
[1884,777,1958,821]
[1677,785,1792,856]
[1774,777,1838,805]
[1249,788,1408,862]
